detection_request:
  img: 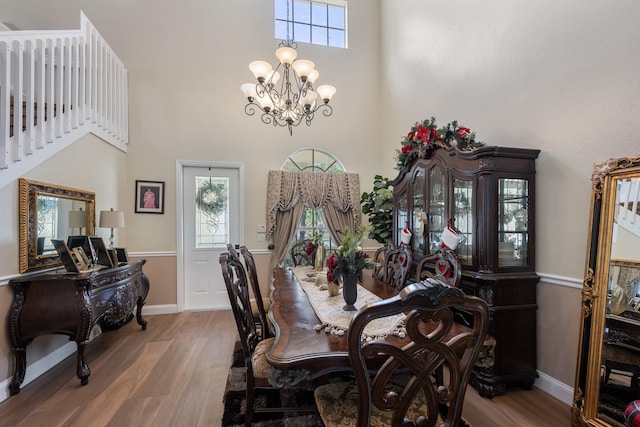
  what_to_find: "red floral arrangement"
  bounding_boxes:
[326,226,373,284]
[395,117,484,169]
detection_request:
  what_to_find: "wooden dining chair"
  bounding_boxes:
[226,244,270,339]
[383,244,413,289]
[314,279,489,427]
[219,252,314,426]
[415,248,462,287]
[290,239,315,266]
[239,245,272,339]
[372,244,394,281]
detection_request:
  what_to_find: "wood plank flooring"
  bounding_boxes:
[0,310,571,426]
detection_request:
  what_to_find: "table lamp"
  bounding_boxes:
[68,208,87,235]
[99,208,125,248]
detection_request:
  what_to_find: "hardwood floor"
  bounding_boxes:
[0,310,572,426]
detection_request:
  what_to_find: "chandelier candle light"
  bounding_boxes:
[241,40,336,135]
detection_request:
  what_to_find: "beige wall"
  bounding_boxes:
[379,0,639,399]
[0,134,126,386]
[1,0,639,404]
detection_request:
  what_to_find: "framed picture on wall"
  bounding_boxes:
[135,180,165,214]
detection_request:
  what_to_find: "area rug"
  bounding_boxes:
[221,343,323,427]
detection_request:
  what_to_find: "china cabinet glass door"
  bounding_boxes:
[453,177,473,264]
[498,178,530,267]
[396,193,408,246]
[427,167,445,254]
[411,169,426,256]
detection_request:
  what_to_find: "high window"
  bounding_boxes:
[275,0,348,48]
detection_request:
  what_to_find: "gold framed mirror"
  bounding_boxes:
[573,155,640,426]
[19,178,96,273]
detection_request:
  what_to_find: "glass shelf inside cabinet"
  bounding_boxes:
[427,167,445,254]
[397,194,408,246]
[453,177,473,265]
[412,169,426,256]
[498,178,530,267]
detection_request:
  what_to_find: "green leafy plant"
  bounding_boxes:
[325,225,373,283]
[361,175,394,244]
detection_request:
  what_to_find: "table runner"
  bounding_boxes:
[291,266,405,338]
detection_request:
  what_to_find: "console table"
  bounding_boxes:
[7,260,150,395]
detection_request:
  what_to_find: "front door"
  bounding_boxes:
[181,164,242,310]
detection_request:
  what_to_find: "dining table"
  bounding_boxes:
[265,265,496,389]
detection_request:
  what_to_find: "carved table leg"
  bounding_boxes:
[136,298,147,330]
[76,342,91,385]
[9,347,27,396]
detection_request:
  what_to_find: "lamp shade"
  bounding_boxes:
[316,85,336,103]
[99,209,125,229]
[68,210,87,228]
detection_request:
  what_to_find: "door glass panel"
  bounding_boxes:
[453,177,473,264]
[427,167,445,254]
[498,178,529,267]
[194,176,229,249]
[411,169,425,256]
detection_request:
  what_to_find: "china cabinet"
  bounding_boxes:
[392,144,540,396]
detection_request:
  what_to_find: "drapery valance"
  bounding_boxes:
[265,170,362,240]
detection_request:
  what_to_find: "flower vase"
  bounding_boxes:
[327,280,340,297]
[342,273,358,311]
[314,245,324,272]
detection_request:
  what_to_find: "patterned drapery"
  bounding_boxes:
[266,170,362,264]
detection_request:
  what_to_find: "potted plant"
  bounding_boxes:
[360,175,394,244]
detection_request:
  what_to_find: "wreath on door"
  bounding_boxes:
[196,180,227,231]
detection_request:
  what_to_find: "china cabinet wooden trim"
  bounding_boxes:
[392,144,540,396]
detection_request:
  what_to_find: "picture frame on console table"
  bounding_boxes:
[135,180,164,214]
[89,236,116,268]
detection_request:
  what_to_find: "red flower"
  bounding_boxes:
[455,127,471,139]
[305,242,315,255]
[326,253,338,283]
[401,145,413,154]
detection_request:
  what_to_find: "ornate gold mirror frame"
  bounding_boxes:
[573,155,640,426]
[19,178,96,273]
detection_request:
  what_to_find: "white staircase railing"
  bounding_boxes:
[0,11,128,189]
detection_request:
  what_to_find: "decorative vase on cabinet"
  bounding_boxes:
[392,144,540,397]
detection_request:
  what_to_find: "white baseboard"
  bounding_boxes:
[141,304,179,315]
[535,370,574,406]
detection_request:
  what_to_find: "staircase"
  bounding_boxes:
[617,177,640,238]
[0,11,127,189]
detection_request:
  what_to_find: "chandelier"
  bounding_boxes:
[240,39,336,135]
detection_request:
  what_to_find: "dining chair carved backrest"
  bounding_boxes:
[227,243,271,339]
[415,248,462,287]
[290,239,315,267]
[373,244,395,282]
[219,253,310,426]
[383,244,413,289]
[239,245,272,339]
[314,280,490,427]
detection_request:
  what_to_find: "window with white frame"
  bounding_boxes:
[275,0,347,48]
